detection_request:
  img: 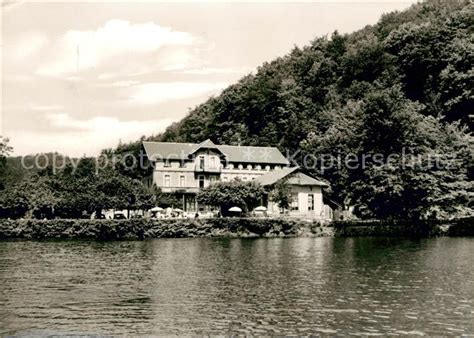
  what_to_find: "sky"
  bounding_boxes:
[2,0,415,157]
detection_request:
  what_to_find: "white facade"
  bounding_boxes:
[150,148,277,194]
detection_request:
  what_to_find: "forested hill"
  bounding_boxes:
[159,0,472,147]
[146,0,473,218]
[1,1,472,221]
[125,0,473,219]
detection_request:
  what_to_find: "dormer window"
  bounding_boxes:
[265,165,271,171]
[256,165,261,170]
[238,164,244,170]
[247,164,252,170]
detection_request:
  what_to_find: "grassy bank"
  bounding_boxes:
[0,218,329,240]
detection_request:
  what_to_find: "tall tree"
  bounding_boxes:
[0,136,12,190]
[197,180,265,215]
[269,179,293,212]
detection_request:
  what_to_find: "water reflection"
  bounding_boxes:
[0,237,473,335]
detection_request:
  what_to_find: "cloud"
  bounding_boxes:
[9,33,47,60]
[32,105,64,111]
[6,113,174,156]
[46,112,169,132]
[111,80,141,87]
[36,19,197,77]
[2,0,25,12]
[128,81,228,105]
[179,66,254,75]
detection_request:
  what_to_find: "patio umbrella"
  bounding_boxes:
[150,206,164,212]
[173,208,184,213]
[254,206,267,212]
[228,206,242,212]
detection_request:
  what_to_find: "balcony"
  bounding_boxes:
[194,164,221,173]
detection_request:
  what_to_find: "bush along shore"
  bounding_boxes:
[0,217,471,240]
[332,217,474,237]
[0,218,331,240]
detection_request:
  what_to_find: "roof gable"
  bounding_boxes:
[189,139,223,155]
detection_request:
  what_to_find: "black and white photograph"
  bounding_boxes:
[0,0,473,335]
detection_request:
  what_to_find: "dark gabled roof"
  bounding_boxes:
[256,167,299,186]
[142,142,196,161]
[142,141,289,165]
[323,196,342,209]
[217,145,289,164]
[287,172,329,187]
[256,167,329,187]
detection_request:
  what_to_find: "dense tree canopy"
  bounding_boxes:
[157,0,473,219]
[0,0,472,220]
[0,136,12,190]
[0,158,161,219]
[197,180,265,216]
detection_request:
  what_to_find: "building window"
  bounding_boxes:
[199,156,205,169]
[242,176,248,181]
[256,165,261,170]
[210,156,216,169]
[198,175,205,188]
[308,194,314,211]
[265,165,271,171]
[238,164,243,170]
[164,175,171,187]
[210,176,216,184]
[291,194,299,211]
[164,159,171,167]
[180,175,185,187]
[247,164,252,170]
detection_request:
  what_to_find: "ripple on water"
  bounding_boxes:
[0,237,473,335]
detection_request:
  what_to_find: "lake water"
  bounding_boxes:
[0,237,473,335]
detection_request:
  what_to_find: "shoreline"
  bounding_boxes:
[0,217,472,240]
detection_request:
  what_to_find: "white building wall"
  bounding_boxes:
[268,185,325,219]
[293,186,323,218]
